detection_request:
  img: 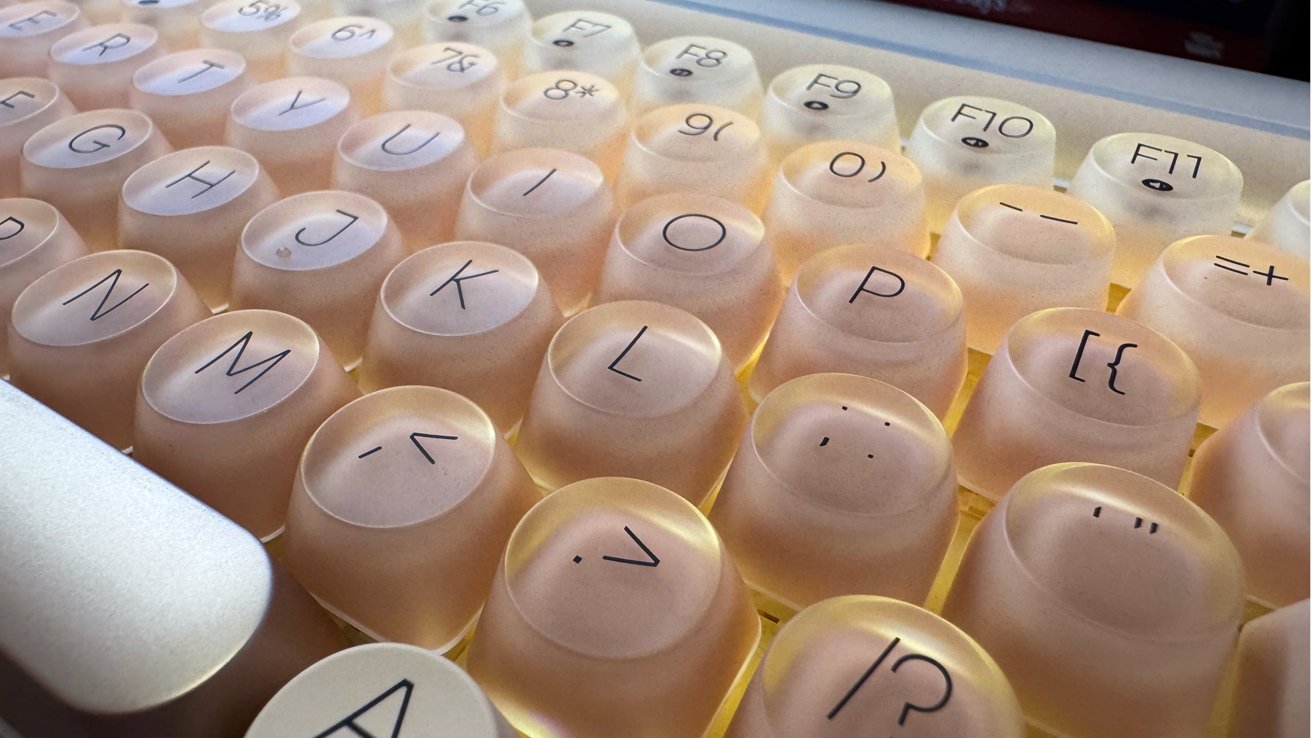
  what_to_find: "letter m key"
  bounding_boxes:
[194,331,291,395]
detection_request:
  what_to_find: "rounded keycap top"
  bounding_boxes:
[1228,601,1310,738]
[129,48,251,149]
[492,71,627,178]
[519,10,639,85]
[226,75,358,194]
[47,22,164,110]
[631,35,763,116]
[422,0,530,74]
[383,41,504,153]
[0,198,87,374]
[1248,179,1309,259]
[199,0,304,81]
[760,64,900,158]
[0,1,87,77]
[118,0,205,47]
[0,77,77,198]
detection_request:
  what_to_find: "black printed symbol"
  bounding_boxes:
[553,38,574,47]
[670,67,693,77]
[521,167,556,196]
[357,446,382,459]
[138,0,159,5]
[607,325,647,382]
[313,679,413,738]
[804,100,829,111]
[850,265,905,303]
[960,136,989,148]
[61,269,148,322]
[601,526,661,567]
[1141,178,1173,192]
[827,636,954,729]
[430,259,498,309]
[1069,329,1137,396]
[1094,506,1159,534]
[447,14,467,21]
[194,331,290,395]
[1213,256,1288,286]
[818,405,890,460]
[409,431,458,465]
[998,202,1079,225]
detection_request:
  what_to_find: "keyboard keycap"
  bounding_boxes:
[134,309,361,539]
[422,0,530,75]
[20,107,172,250]
[759,63,900,159]
[231,189,407,367]
[283,385,540,649]
[1067,131,1244,287]
[905,95,1056,232]
[118,145,280,310]
[0,381,349,738]
[750,244,966,417]
[631,35,763,116]
[0,77,76,198]
[199,0,305,82]
[1228,600,1310,738]
[492,71,627,178]
[246,643,517,738]
[8,249,209,448]
[359,241,563,432]
[0,0,87,78]
[710,373,957,609]
[47,22,165,110]
[335,0,425,44]
[931,183,1115,352]
[593,192,781,369]
[1116,234,1308,427]
[1247,179,1309,258]
[129,48,253,149]
[725,595,1025,738]
[383,41,504,154]
[953,307,1199,500]
[515,300,748,505]
[1188,382,1309,608]
[519,10,639,85]
[466,476,759,738]
[118,0,205,48]
[287,15,397,114]
[0,198,87,375]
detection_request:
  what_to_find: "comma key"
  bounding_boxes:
[0,77,76,198]
[129,48,252,149]
[0,198,87,375]
[47,22,165,110]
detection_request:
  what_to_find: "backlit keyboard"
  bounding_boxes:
[1,0,1308,736]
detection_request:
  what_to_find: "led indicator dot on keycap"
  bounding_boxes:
[521,11,638,85]
[631,35,763,116]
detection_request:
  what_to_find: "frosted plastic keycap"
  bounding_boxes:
[1188,383,1309,608]
[1228,601,1310,738]
[0,198,86,375]
[118,145,280,310]
[7,250,209,449]
[631,35,763,116]
[759,64,900,159]
[454,147,614,313]
[710,374,957,610]
[618,103,769,211]
[134,309,361,539]
[129,48,252,150]
[953,308,1199,500]
[0,77,76,198]
[1067,132,1244,287]
[1116,234,1309,427]
[359,241,562,432]
[725,596,1025,738]
[383,41,504,154]
[283,386,540,650]
[467,477,760,738]
[225,75,358,194]
[47,22,165,110]
[491,71,627,178]
[332,110,477,251]
[750,244,967,417]
[247,643,517,738]
[199,0,304,82]
[942,462,1244,738]
[519,10,639,85]
[117,0,204,48]
[287,15,396,114]
[931,184,1115,353]
[515,300,748,505]
[422,0,529,75]
[1248,180,1309,258]
[905,95,1056,233]
[0,1,86,77]
[20,108,172,250]
[592,192,782,368]
[231,190,407,367]
[763,140,930,283]
[335,0,424,43]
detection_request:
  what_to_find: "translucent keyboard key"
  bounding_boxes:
[0,382,349,738]
[467,476,759,738]
[118,0,205,47]
[725,595,1025,738]
[1067,132,1244,287]
[247,643,516,738]
[332,110,477,251]
[1248,180,1309,258]
[520,10,639,85]
[383,41,505,154]
[287,15,396,114]
[953,308,1199,501]
[905,96,1056,232]
[0,1,86,77]
[335,0,424,44]
[454,147,614,312]
[759,63,900,159]
[283,386,538,649]
[1188,383,1309,608]
[359,241,562,432]
[592,192,782,368]
[118,145,280,310]
[710,374,957,609]
[0,198,86,375]
[47,22,165,110]
[763,140,930,283]
[631,35,763,116]
[492,71,627,178]
[20,108,172,250]
[225,75,358,194]
[129,48,252,149]
[422,0,529,74]
[941,462,1244,738]
[750,244,967,417]
[931,184,1115,352]
[1228,600,1310,738]
[1116,234,1309,427]
[134,309,361,538]
[231,190,407,367]
[618,103,768,211]
[0,77,76,198]
[515,300,748,505]
[199,0,305,82]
